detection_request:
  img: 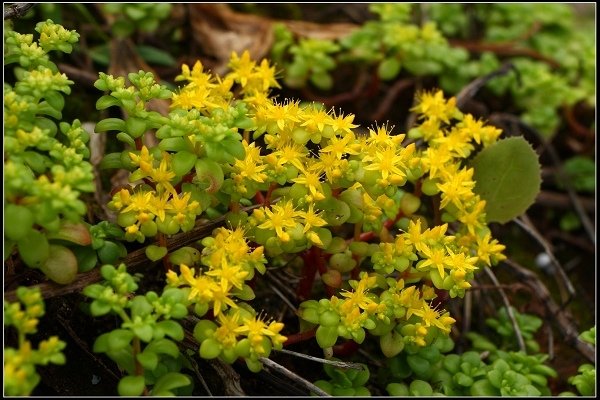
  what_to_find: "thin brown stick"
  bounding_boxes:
[259,356,331,397]
[536,190,595,213]
[370,78,414,121]
[482,266,527,352]
[184,352,213,396]
[456,62,516,108]
[502,258,595,363]
[449,39,561,69]
[4,205,262,302]
[4,3,35,20]
[513,215,576,305]
[275,348,364,370]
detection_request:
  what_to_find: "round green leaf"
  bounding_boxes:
[40,244,78,285]
[118,375,146,397]
[146,245,168,262]
[378,57,401,80]
[315,325,338,348]
[4,204,35,240]
[471,137,541,223]
[152,372,191,396]
[172,151,197,177]
[18,230,50,269]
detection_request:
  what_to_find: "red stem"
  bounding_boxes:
[254,191,266,205]
[333,339,359,357]
[284,327,317,346]
[296,247,318,302]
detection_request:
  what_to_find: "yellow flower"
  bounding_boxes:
[417,245,447,279]
[412,89,459,124]
[228,50,256,88]
[475,232,507,266]
[268,142,308,172]
[291,168,326,201]
[129,146,153,174]
[179,264,217,304]
[206,258,249,292]
[213,311,242,349]
[300,105,334,134]
[169,191,200,224]
[330,109,359,136]
[413,301,456,333]
[122,191,155,214]
[457,198,487,236]
[233,141,268,183]
[257,200,300,242]
[235,313,288,354]
[297,203,327,233]
[437,167,476,210]
[362,145,407,185]
[150,153,177,195]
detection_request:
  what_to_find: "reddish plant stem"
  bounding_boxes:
[413,179,423,198]
[333,340,359,358]
[314,248,335,298]
[284,327,317,346]
[132,337,150,395]
[157,233,172,272]
[134,137,144,151]
[174,171,195,193]
[431,196,442,227]
[296,247,318,302]
[254,191,266,205]
[264,182,278,206]
[350,265,361,280]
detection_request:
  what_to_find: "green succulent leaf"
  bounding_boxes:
[118,375,146,397]
[39,244,79,284]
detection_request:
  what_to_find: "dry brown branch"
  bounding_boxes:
[259,356,331,397]
[456,62,516,108]
[4,3,35,20]
[449,39,561,69]
[4,205,261,302]
[513,215,576,305]
[482,266,527,352]
[503,258,595,363]
[371,78,414,122]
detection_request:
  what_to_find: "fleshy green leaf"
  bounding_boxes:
[118,375,146,396]
[471,137,541,223]
[172,151,197,177]
[315,325,338,348]
[151,372,191,396]
[39,245,79,284]
[17,229,50,268]
[146,245,168,262]
[4,204,35,240]
[136,45,177,67]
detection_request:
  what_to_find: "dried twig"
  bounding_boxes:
[370,78,414,122]
[482,266,527,353]
[4,3,35,20]
[209,359,246,396]
[513,215,576,305]
[456,62,516,108]
[502,258,595,363]
[275,348,365,370]
[4,204,262,302]
[184,353,212,396]
[259,356,331,397]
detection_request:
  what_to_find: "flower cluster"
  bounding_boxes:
[4,287,66,396]
[4,20,94,283]
[165,226,285,371]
